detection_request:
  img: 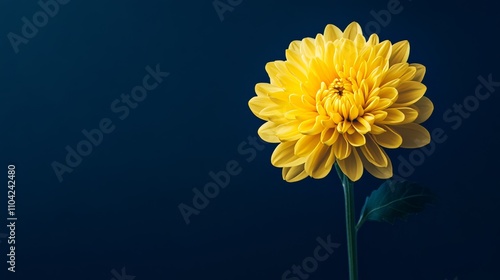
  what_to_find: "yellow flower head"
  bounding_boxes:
[249,22,433,182]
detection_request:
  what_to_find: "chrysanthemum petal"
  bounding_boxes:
[381,78,400,88]
[343,22,362,40]
[374,98,392,110]
[398,107,419,124]
[373,110,388,122]
[276,121,302,141]
[324,24,343,42]
[255,83,289,105]
[337,120,352,134]
[258,106,287,123]
[379,108,405,124]
[323,42,336,74]
[381,63,408,86]
[400,65,417,81]
[314,34,326,57]
[378,87,398,102]
[354,61,368,84]
[360,135,388,167]
[277,73,301,92]
[389,40,410,65]
[265,62,282,86]
[288,40,302,52]
[320,128,339,146]
[366,33,379,46]
[352,118,371,134]
[395,81,427,106]
[310,58,332,85]
[258,122,280,143]
[255,83,283,96]
[349,105,359,120]
[412,96,434,123]
[345,131,366,147]
[390,123,431,148]
[249,96,276,120]
[373,125,402,148]
[337,148,363,181]
[366,55,386,78]
[284,109,312,120]
[335,39,358,70]
[301,38,316,58]
[359,149,393,179]
[285,56,307,81]
[333,134,352,160]
[305,143,335,178]
[375,40,392,61]
[353,33,366,49]
[371,124,386,134]
[282,164,309,182]
[320,117,336,128]
[364,96,380,112]
[411,63,426,82]
[294,134,321,157]
[298,116,325,135]
[289,94,315,111]
[271,141,306,167]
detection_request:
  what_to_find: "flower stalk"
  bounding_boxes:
[335,163,358,280]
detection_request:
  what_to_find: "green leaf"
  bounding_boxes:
[357,180,435,231]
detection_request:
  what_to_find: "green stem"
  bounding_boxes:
[335,164,358,280]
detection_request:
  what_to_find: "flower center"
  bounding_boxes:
[316,77,368,134]
[328,78,351,96]
[317,78,359,121]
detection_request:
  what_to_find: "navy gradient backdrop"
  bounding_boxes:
[0,0,499,279]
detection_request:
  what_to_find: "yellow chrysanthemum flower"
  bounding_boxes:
[249,22,433,182]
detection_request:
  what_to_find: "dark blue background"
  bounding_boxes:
[1,0,498,279]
